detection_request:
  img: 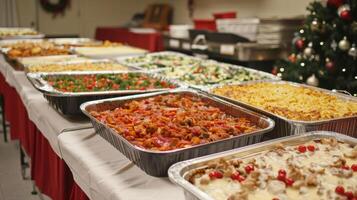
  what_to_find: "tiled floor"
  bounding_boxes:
[0,127,49,200]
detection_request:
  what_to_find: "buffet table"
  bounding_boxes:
[58,128,184,200]
[0,56,92,156]
[1,35,355,200]
[0,54,185,200]
[0,55,89,200]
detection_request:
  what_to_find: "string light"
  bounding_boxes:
[342,68,346,72]
[320,42,324,46]
[277,73,282,77]
[280,68,285,72]
[355,76,357,80]
[299,29,304,34]
[300,62,305,67]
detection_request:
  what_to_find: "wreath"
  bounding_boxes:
[40,0,70,16]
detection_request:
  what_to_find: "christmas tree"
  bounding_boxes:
[275,0,357,96]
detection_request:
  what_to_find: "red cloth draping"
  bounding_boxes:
[95,27,164,52]
[70,182,90,200]
[0,75,89,200]
[31,127,74,200]
[0,73,5,94]
[4,83,19,140]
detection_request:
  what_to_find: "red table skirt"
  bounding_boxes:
[0,73,89,200]
[95,27,163,52]
[70,182,90,200]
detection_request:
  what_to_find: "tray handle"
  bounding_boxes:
[331,89,352,96]
[27,75,47,91]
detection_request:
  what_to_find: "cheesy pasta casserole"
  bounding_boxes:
[212,82,357,121]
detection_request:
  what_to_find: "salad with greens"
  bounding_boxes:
[159,62,274,86]
[44,73,176,92]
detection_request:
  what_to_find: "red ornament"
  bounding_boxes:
[338,5,352,21]
[327,0,344,8]
[325,60,335,72]
[295,39,305,50]
[340,10,352,21]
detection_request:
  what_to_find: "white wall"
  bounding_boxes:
[167,0,312,24]
[16,0,36,28]
[16,0,313,38]
[79,0,167,37]
[16,0,167,38]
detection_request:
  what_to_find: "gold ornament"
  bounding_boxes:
[338,37,351,51]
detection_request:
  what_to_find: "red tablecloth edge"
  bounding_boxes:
[0,73,89,200]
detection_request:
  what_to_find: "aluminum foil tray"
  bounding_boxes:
[168,131,357,200]
[0,28,44,40]
[155,60,280,91]
[22,58,137,73]
[0,38,45,49]
[47,38,94,45]
[117,51,193,65]
[208,80,357,138]
[116,51,202,71]
[15,55,89,72]
[1,47,72,71]
[80,89,275,177]
[27,71,179,115]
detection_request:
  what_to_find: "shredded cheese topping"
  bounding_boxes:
[213,83,357,121]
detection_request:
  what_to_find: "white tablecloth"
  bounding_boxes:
[58,129,185,200]
[1,54,186,200]
[0,55,92,157]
